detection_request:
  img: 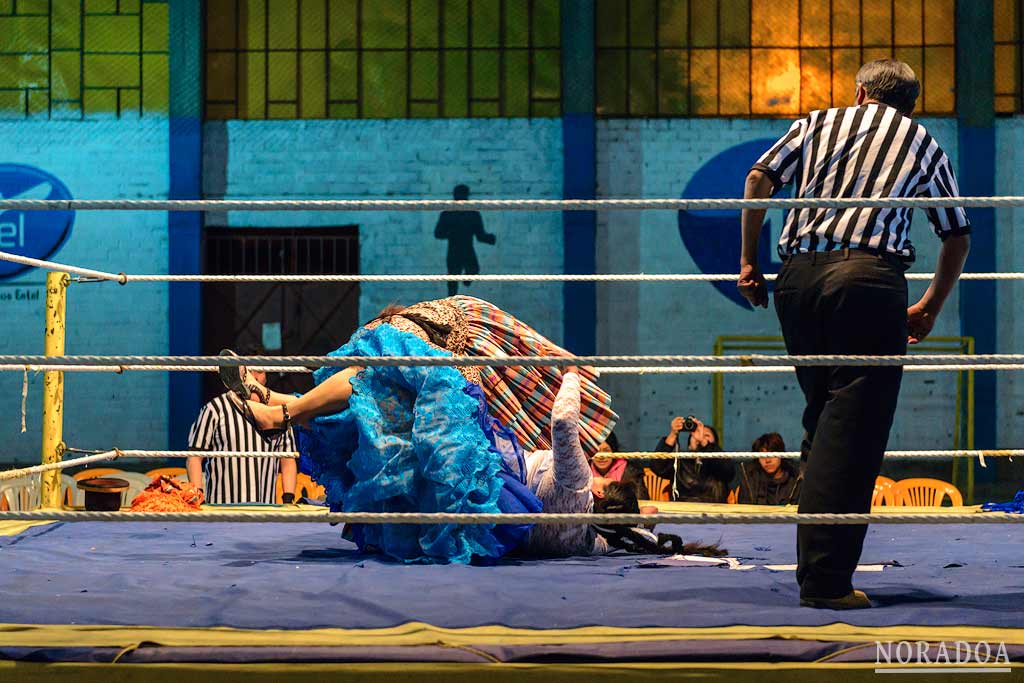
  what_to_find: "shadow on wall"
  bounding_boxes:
[434,184,497,297]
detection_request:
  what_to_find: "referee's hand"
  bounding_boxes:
[907,302,936,344]
[737,264,769,308]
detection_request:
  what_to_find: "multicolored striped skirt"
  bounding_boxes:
[448,296,617,456]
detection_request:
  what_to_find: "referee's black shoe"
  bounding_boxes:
[800,590,871,610]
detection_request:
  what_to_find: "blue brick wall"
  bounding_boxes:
[1,114,1015,465]
[594,117,985,455]
[203,118,565,340]
[995,118,1024,448]
[0,120,170,463]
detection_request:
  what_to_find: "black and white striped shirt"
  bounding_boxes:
[187,393,296,504]
[753,103,971,260]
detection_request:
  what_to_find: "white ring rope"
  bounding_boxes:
[117,272,1024,282]
[0,196,1022,212]
[598,366,1024,376]
[1,449,1008,484]
[0,510,1019,525]
[4,250,1020,284]
[0,251,126,283]
[0,354,1022,369]
[0,449,299,482]
[0,364,318,374]
[3,364,1016,374]
[4,248,1019,286]
[609,450,1021,460]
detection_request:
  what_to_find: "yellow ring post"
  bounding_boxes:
[40,271,69,509]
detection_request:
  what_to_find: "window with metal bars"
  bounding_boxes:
[0,0,169,120]
[204,0,561,119]
[595,0,957,118]
[204,226,360,275]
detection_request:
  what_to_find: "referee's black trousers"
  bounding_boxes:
[774,249,908,599]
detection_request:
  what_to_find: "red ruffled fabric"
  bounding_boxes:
[130,475,204,512]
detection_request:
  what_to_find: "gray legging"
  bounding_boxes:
[525,373,609,557]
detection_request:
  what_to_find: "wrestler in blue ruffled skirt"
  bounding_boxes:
[297,322,542,564]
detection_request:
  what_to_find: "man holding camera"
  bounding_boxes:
[647,416,734,503]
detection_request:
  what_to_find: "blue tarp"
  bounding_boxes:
[0,521,1022,631]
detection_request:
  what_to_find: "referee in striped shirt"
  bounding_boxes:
[738,59,971,610]
[187,365,297,504]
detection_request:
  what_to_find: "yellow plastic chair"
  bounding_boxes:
[642,468,671,502]
[872,476,897,507]
[144,467,188,481]
[893,478,963,507]
[276,472,327,503]
[72,467,124,482]
[727,486,740,504]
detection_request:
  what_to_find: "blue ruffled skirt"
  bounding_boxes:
[298,323,542,564]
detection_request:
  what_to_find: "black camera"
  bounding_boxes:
[681,415,698,432]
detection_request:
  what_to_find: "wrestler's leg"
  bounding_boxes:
[528,373,595,556]
[244,367,362,429]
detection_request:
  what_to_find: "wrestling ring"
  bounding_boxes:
[0,196,1022,681]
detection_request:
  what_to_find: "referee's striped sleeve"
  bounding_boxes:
[922,153,971,239]
[751,117,806,193]
[281,426,296,452]
[187,403,218,450]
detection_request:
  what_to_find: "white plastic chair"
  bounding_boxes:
[0,475,40,511]
[62,473,83,507]
[117,472,155,507]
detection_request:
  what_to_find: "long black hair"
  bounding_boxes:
[602,431,621,453]
[593,481,726,557]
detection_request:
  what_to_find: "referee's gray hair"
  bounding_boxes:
[855,59,920,115]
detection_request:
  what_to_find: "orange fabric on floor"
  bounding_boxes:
[130,475,204,512]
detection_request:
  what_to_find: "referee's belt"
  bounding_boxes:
[780,246,913,268]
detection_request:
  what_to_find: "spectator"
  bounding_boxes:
[647,416,735,503]
[590,432,649,501]
[737,433,802,505]
[187,347,297,504]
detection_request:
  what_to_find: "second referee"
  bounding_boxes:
[737,59,972,610]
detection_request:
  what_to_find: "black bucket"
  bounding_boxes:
[77,478,129,512]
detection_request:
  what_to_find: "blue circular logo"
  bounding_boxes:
[677,139,786,309]
[0,164,74,279]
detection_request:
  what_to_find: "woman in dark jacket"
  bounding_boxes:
[736,432,802,505]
